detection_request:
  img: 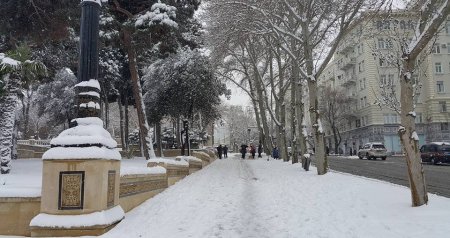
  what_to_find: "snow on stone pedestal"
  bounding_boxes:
[30,116,123,237]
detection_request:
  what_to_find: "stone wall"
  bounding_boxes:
[0,197,41,236]
[0,151,215,236]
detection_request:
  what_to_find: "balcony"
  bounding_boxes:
[342,75,357,88]
[338,39,356,54]
[339,57,356,70]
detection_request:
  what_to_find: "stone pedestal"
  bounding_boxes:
[30,156,124,237]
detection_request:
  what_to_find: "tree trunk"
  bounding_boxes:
[124,94,129,151]
[399,60,428,206]
[156,121,164,157]
[303,23,327,175]
[297,80,308,165]
[332,125,340,155]
[121,28,155,159]
[118,96,125,150]
[0,94,18,174]
[104,95,110,130]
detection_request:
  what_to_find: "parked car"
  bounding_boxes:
[420,142,450,165]
[358,142,387,160]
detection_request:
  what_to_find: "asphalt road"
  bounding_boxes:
[324,155,450,198]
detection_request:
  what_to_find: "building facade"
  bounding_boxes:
[319,11,450,154]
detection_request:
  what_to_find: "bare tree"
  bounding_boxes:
[373,0,450,206]
[319,86,354,154]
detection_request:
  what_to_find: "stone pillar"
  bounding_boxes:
[29,1,124,236]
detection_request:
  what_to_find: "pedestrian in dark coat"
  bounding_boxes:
[250,145,256,159]
[258,143,263,158]
[240,144,248,159]
[217,145,223,159]
[223,145,228,158]
[272,146,280,160]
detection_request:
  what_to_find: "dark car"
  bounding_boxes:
[420,142,450,165]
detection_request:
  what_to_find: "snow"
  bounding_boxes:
[431,142,450,145]
[0,158,174,197]
[50,123,117,148]
[30,205,124,228]
[411,131,420,141]
[101,155,450,238]
[81,0,108,6]
[0,53,20,67]
[74,79,100,90]
[0,159,42,198]
[42,147,121,160]
[72,117,103,127]
[120,166,166,176]
[176,155,202,163]
[147,157,189,166]
[4,155,450,237]
[135,1,178,28]
[79,101,100,109]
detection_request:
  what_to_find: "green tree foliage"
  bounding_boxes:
[143,48,228,127]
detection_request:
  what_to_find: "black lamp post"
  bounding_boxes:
[73,0,101,122]
[183,120,190,156]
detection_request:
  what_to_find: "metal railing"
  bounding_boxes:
[17,139,51,147]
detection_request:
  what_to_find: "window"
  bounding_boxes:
[362,117,365,126]
[439,101,447,112]
[360,80,363,90]
[437,81,445,93]
[415,113,423,124]
[441,122,449,131]
[432,44,441,54]
[356,119,361,128]
[384,114,390,124]
[380,74,387,85]
[363,78,366,89]
[378,39,385,49]
[359,60,365,72]
[390,114,398,124]
[360,98,364,108]
[376,20,383,30]
[435,62,442,73]
[379,58,387,67]
[388,74,394,85]
[386,39,393,49]
[400,20,406,29]
[447,43,450,53]
[363,96,367,107]
[383,20,390,30]
[446,21,450,34]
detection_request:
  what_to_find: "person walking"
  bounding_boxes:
[223,145,228,158]
[250,144,256,159]
[217,145,223,159]
[240,144,248,159]
[258,142,263,158]
[272,146,280,160]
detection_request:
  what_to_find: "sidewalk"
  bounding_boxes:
[101,154,450,238]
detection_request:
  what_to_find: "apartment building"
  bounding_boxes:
[319,10,450,154]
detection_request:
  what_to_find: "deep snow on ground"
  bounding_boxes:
[101,154,450,238]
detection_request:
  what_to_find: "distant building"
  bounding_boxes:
[319,10,450,154]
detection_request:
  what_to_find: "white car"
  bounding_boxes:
[358,142,387,160]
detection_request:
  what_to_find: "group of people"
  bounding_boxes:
[217,142,281,160]
[240,142,264,159]
[216,144,228,159]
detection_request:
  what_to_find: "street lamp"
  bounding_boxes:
[247,128,251,143]
[183,120,190,156]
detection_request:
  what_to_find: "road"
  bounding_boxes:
[325,156,450,198]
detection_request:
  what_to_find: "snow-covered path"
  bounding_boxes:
[102,154,450,238]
